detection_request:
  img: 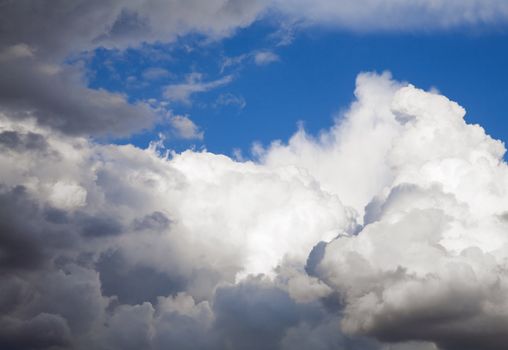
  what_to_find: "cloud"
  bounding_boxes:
[272,0,508,31]
[254,51,280,65]
[1,71,508,349]
[169,115,204,140]
[0,106,353,348]
[221,50,279,73]
[0,45,157,137]
[142,67,173,81]
[0,1,266,59]
[260,72,508,350]
[214,93,247,110]
[164,73,234,104]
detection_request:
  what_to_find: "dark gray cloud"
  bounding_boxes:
[0,53,156,137]
[213,278,301,350]
[97,250,185,304]
[0,313,72,350]
[0,186,54,271]
[0,130,48,153]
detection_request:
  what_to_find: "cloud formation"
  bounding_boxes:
[1,71,508,349]
[254,51,280,66]
[261,72,508,350]
[164,73,234,104]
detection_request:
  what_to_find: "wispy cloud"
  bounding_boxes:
[169,114,204,140]
[142,67,173,81]
[214,92,246,110]
[221,49,280,72]
[164,73,233,104]
[254,51,280,66]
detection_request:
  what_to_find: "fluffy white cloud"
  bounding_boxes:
[259,72,508,349]
[2,72,508,349]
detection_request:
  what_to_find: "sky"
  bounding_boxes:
[1,1,508,350]
[88,22,508,157]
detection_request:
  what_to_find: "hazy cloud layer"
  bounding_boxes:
[1,72,507,349]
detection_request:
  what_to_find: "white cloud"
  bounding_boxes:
[259,72,508,349]
[254,51,280,65]
[142,67,172,81]
[164,73,233,103]
[221,50,280,72]
[214,93,247,109]
[47,181,87,210]
[169,115,204,140]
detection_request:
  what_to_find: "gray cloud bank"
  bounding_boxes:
[1,72,508,349]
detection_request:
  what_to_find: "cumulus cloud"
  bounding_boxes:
[260,72,508,350]
[1,71,508,350]
[0,104,352,348]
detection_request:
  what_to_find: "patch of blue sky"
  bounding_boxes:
[85,19,508,158]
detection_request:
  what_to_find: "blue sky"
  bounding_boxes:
[87,20,508,158]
